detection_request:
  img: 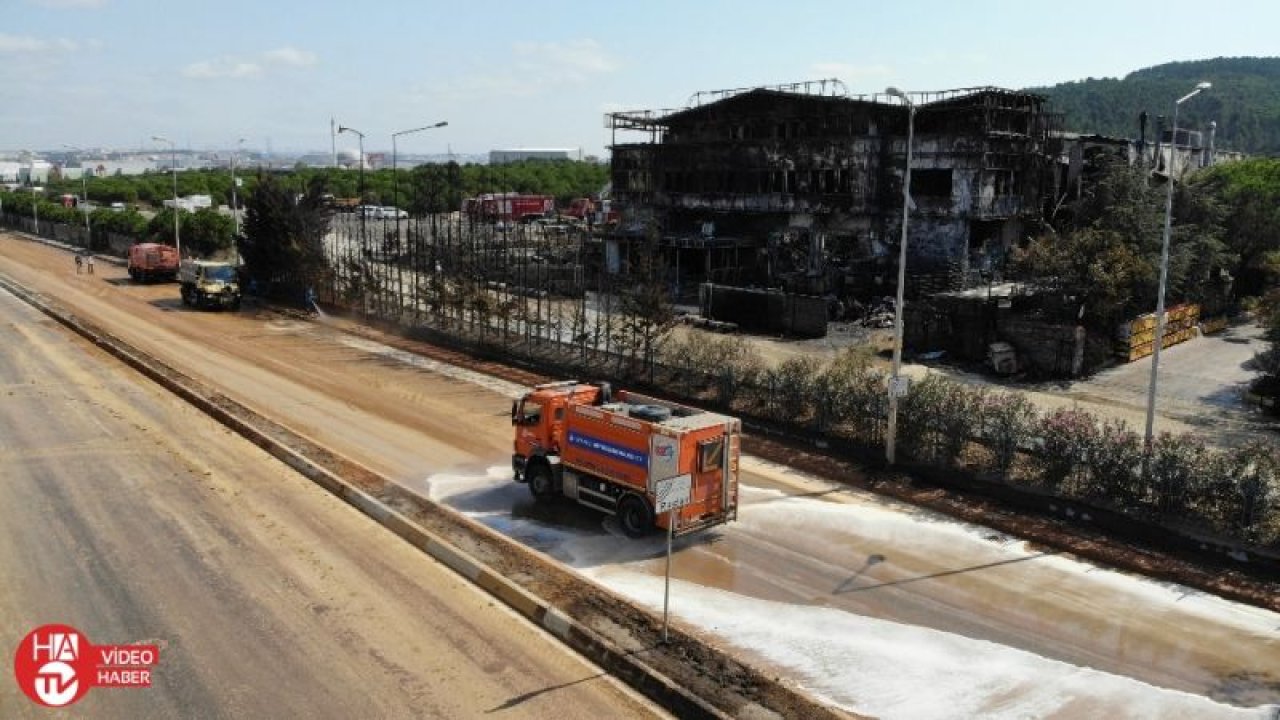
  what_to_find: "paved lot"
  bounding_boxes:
[1035,322,1270,447]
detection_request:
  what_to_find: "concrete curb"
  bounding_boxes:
[0,271,735,720]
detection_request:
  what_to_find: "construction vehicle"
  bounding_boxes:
[511,380,740,538]
[128,243,180,282]
[178,259,241,310]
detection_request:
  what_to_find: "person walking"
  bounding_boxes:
[86,255,95,275]
[74,254,83,274]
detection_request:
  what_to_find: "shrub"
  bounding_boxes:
[1224,441,1280,543]
[762,356,822,420]
[1083,419,1144,509]
[820,348,884,439]
[897,375,980,466]
[1146,432,1211,519]
[1038,407,1099,494]
[981,392,1039,482]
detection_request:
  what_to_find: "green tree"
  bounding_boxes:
[238,172,332,301]
[184,208,235,258]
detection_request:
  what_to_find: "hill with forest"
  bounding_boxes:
[1027,57,1280,156]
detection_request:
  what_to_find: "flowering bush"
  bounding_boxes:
[1083,419,1144,509]
[1038,407,1099,493]
[896,375,982,466]
[981,392,1039,482]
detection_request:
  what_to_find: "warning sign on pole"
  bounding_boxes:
[655,474,692,514]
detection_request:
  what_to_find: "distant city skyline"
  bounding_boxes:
[5,0,1277,158]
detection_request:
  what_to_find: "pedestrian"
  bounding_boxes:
[74,254,83,274]
[86,255,94,274]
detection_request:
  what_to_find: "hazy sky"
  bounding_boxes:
[4,0,1275,158]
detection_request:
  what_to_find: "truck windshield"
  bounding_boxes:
[206,266,237,282]
[518,400,542,425]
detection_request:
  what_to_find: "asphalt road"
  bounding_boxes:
[0,273,663,718]
[1,232,1277,717]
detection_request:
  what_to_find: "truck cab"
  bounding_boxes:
[179,260,242,311]
[512,380,598,476]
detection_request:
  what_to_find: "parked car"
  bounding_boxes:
[357,204,382,218]
[380,206,408,219]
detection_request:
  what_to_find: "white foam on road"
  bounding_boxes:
[424,468,1279,719]
[331,331,1278,717]
[587,570,1269,720]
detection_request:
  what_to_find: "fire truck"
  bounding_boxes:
[511,381,740,538]
[463,193,555,223]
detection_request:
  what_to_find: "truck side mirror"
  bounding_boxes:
[511,400,518,426]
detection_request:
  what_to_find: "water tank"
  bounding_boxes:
[629,404,672,423]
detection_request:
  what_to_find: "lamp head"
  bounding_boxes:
[1196,82,1212,90]
[434,121,448,128]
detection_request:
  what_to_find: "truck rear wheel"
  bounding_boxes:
[527,463,558,503]
[617,494,654,538]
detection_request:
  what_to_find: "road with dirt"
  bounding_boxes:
[0,268,664,719]
[2,232,1278,719]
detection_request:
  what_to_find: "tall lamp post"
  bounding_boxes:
[62,144,92,242]
[337,124,365,222]
[151,135,181,257]
[1143,81,1211,452]
[230,138,246,239]
[338,125,367,312]
[392,120,447,230]
[24,150,40,236]
[392,121,447,313]
[884,86,916,465]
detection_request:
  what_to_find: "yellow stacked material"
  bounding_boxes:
[1115,304,1201,361]
[1201,316,1229,335]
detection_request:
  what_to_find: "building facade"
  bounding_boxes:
[607,82,1060,299]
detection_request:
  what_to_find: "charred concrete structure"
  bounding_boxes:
[607,81,1060,304]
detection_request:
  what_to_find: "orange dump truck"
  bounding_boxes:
[127,242,180,282]
[512,381,740,538]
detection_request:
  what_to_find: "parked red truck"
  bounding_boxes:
[463,193,555,223]
[127,243,180,282]
[511,380,741,538]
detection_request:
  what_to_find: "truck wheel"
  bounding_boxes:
[618,495,654,538]
[180,287,191,306]
[527,463,557,502]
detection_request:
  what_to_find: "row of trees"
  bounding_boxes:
[39,159,609,216]
[1012,156,1280,335]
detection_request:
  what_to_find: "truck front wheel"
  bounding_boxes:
[617,494,654,538]
[527,463,558,503]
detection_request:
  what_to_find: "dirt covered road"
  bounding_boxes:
[2,233,1277,718]
[0,257,663,718]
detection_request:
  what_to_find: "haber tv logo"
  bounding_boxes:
[13,624,159,708]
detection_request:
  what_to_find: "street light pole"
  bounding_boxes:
[338,125,367,311]
[884,87,916,465]
[231,138,245,239]
[24,150,40,235]
[151,135,181,258]
[392,121,448,314]
[62,144,91,241]
[1144,81,1211,451]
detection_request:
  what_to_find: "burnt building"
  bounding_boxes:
[606,80,1060,302]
